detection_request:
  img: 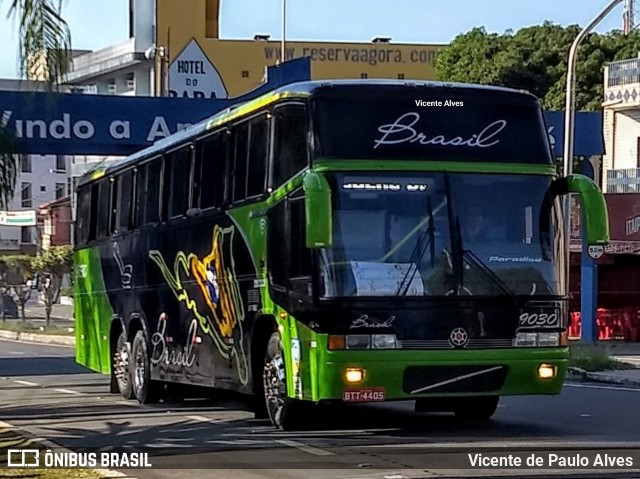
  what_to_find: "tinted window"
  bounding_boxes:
[273,105,308,187]
[116,171,133,233]
[289,198,312,279]
[96,180,111,239]
[166,146,191,218]
[195,132,227,209]
[144,159,162,224]
[133,167,146,228]
[232,123,249,202]
[247,116,268,197]
[76,187,91,245]
[268,199,288,287]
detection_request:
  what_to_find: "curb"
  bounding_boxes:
[567,366,640,388]
[0,329,75,346]
[0,420,134,479]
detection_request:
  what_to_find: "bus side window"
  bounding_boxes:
[196,132,227,209]
[247,115,268,198]
[289,197,312,296]
[165,145,191,219]
[272,105,308,189]
[76,187,91,246]
[267,198,289,291]
[231,122,249,203]
[133,165,147,228]
[145,158,162,224]
[117,170,134,233]
[96,180,111,240]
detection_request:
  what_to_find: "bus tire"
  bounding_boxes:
[113,332,134,399]
[453,396,499,420]
[131,330,161,404]
[262,331,310,430]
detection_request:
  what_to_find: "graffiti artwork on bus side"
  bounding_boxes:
[148,224,248,384]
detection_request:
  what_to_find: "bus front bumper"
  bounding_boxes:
[315,347,568,402]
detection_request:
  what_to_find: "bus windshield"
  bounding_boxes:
[319,172,564,299]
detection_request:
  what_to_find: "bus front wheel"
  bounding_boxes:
[262,331,309,430]
[453,396,499,420]
[131,330,161,404]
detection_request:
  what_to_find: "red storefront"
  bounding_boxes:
[570,193,640,341]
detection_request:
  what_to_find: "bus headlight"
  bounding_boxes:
[346,335,371,349]
[537,332,560,347]
[328,334,398,350]
[515,332,560,347]
[514,332,537,347]
[372,334,397,349]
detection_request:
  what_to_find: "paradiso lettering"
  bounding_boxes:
[373,112,506,149]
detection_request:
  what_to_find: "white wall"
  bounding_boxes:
[0,155,71,250]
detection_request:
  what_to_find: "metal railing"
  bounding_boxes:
[607,58,640,87]
[606,167,640,192]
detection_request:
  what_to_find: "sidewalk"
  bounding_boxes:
[0,301,75,346]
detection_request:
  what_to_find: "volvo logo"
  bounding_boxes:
[449,327,469,348]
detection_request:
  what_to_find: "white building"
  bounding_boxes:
[0,79,71,254]
[602,56,640,193]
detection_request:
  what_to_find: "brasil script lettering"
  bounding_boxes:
[373,112,506,150]
[151,318,197,368]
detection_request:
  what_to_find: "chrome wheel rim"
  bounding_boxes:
[134,345,145,393]
[263,351,286,426]
[114,341,129,391]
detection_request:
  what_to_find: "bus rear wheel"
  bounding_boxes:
[453,396,499,420]
[113,332,134,399]
[262,331,310,430]
[131,330,161,404]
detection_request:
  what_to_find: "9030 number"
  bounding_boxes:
[519,312,559,327]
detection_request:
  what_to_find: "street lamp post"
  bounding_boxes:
[563,0,623,342]
[563,0,623,179]
[281,0,287,64]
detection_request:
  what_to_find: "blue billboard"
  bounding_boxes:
[0,58,311,156]
[0,62,604,158]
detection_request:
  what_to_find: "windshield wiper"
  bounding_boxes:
[395,197,435,296]
[454,219,521,308]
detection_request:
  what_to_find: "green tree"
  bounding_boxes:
[435,22,640,111]
[0,1,71,208]
[32,245,73,325]
[2,0,71,82]
[4,255,35,321]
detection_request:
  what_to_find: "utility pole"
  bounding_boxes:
[281,0,287,64]
[563,0,623,342]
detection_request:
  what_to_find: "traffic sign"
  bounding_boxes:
[587,245,604,259]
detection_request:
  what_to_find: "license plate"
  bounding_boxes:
[343,388,385,402]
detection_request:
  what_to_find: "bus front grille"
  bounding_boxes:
[403,365,508,394]
[398,339,514,349]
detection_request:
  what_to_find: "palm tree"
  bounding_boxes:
[4,0,72,82]
[0,0,71,209]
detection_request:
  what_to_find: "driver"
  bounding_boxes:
[463,205,490,242]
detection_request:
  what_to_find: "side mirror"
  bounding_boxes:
[303,170,332,248]
[545,174,610,245]
[565,174,610,245]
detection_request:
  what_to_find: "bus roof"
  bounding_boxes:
[79,79,539,185]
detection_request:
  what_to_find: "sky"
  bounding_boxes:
[0,0,629,79]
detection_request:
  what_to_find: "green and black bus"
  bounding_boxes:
[74,80,609,429]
